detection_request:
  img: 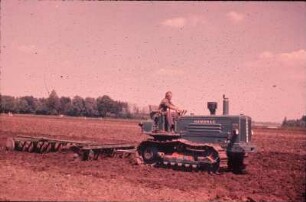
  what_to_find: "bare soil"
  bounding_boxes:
[0,114,305,201]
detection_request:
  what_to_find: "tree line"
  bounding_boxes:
[282,116,306,128]
[0,90,148,119]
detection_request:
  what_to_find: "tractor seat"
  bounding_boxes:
[149,105,162,119]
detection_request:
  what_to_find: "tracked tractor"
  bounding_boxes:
[137,95,256,173]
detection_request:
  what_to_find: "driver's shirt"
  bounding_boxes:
[158,98,174,112]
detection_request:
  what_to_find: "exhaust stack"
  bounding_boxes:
[223,95,229,115]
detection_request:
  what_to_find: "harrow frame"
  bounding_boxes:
[6,135,136,161]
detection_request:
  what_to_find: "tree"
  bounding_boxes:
[282,117,287,127]
[35,98,49,115]
[46,90,60,115]
[97,95,114,117]
[20,96,36,113]
[1,92,137,119]
[84,97,99,117]
[96,95,125,117]
[117,101,132,118]
[0,95,16,113]
[109,101,121,116]
[67,96,85,116]
[59,96,71,115]
[282,115,306,128]
[16,97,32,114]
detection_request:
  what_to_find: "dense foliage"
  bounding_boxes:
[282,116,306,128]
[0,90,147,119]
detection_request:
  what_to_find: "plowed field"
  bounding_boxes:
[0,115,305,201]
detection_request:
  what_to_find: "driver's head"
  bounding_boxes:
[165,91,172,100]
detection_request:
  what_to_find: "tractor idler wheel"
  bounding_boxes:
[5,138,15,151]
[141,145,159,164]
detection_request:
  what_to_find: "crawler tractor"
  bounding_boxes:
[137,95,256,173]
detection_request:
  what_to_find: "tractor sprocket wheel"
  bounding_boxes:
[227,152,245,174]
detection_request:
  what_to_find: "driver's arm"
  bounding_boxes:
[163,100,180,111]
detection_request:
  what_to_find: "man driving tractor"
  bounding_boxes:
[158,91,184,132]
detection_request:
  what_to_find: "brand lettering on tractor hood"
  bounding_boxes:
[193,120,216,124]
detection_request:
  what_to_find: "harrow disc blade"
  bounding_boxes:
[28,142,35,152]
[36,141,44,153]
[5,138,15,151]
[16,141,25,151]
[54,142,62,151]
[45,143,53,153]
[88,150,95,161]
[40,143,49,153]
[93,151,100,160]
[22,141,31,152]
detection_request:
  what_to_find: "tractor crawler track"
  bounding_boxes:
[138,138,228,172]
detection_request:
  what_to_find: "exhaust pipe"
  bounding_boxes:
[223,95,229,115]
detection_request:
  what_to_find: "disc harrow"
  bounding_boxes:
[5,135,136,161]
[73,144,136,161]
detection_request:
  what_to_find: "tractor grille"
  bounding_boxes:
[187,124,222,136]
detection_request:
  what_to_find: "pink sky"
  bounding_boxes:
[1,1,305,122]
